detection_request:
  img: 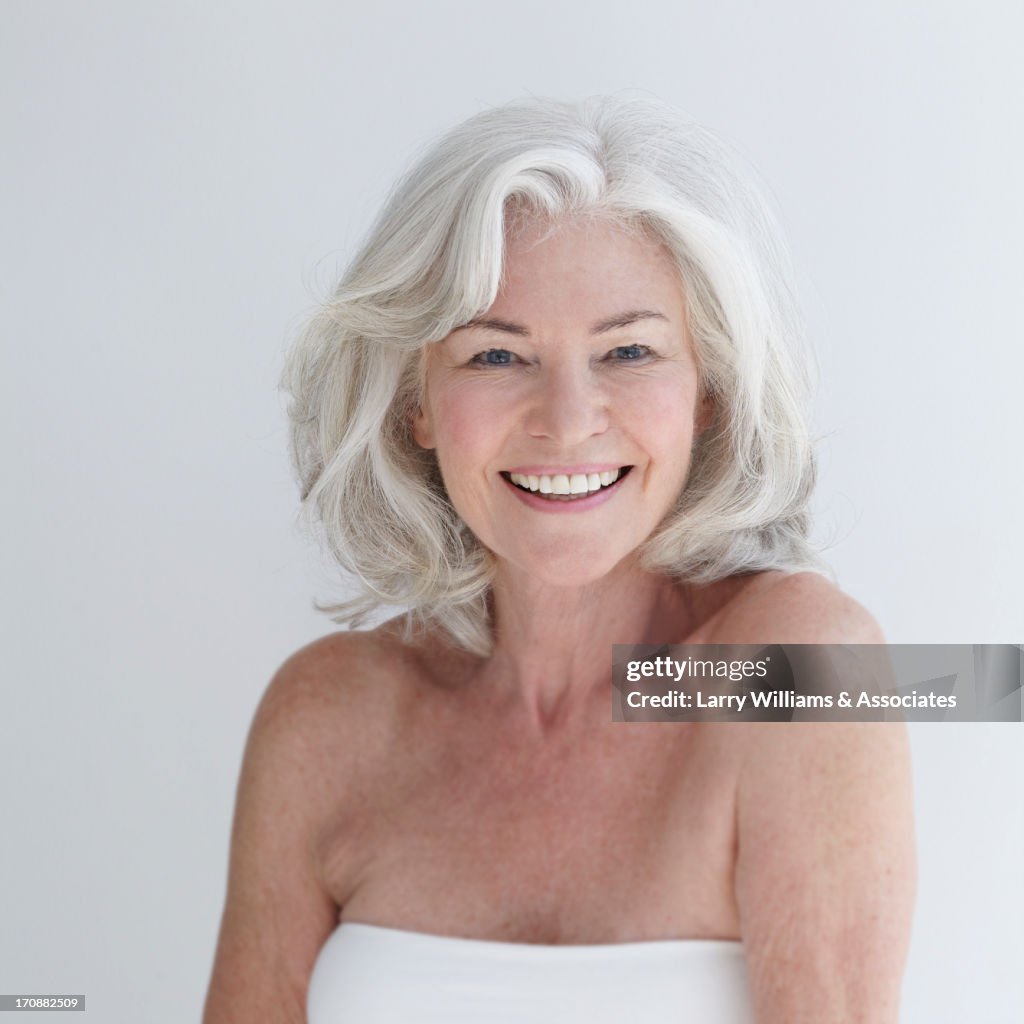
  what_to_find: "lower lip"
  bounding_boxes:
[501,472,629,513]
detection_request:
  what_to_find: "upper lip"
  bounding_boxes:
[502,464,630,475]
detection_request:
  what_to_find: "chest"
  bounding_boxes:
[319,720,742,943]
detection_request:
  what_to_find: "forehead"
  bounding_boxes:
[492,214,686,324]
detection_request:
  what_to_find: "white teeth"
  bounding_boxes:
[506,468,626,497]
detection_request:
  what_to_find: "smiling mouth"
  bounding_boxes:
[500,467,633,501]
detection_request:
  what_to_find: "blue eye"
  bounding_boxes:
[609,344,651,361]
[471,349,515,366]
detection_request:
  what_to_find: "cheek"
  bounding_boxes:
[427,385,515,505]
[620,376,700,453]
[431,388,496,459]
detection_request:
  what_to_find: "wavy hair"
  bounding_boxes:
[280,94,832,656]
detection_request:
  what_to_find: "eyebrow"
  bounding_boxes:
[452,309,669,337]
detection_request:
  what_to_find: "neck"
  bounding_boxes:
[480,557,701,733]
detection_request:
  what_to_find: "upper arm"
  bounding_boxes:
[202,641,348,1024]
[734,722,916,1024]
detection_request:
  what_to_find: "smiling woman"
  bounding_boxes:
[276,97,832,658]
[203,96,914,1024]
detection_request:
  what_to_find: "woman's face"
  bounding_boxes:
[414,214,711,588]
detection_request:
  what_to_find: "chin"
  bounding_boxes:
[496,542,643,590]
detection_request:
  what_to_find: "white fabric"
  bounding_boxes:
[307,922,755,1023]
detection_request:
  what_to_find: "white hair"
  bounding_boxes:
[281,94,833,656]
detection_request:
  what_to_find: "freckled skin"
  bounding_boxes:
[413,215,712,587]
[204,217,912,1024]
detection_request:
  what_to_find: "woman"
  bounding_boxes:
[203,96,916,1023]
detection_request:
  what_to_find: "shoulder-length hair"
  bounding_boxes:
[280,94,832,656]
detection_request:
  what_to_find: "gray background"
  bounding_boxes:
[2,1,1021,1021]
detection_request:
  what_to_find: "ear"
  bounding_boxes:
[412,404,435,450]
[694,391,715,437]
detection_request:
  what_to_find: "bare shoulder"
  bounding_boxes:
[203,624,420,1022]
[709,570,886,644]
[270,621,408,692]
[704,575,914,1018]
[235,622,431,856]
[251,616,472,777]
[237,623,421,851]
[260,619,423,728]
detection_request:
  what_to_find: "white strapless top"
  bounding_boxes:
[306,922,754,1023]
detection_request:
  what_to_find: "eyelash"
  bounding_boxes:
[469,344,655,367]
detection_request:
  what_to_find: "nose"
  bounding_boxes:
[524,363,610,447]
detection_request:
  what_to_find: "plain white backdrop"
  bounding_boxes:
[2,1,1021,1021]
